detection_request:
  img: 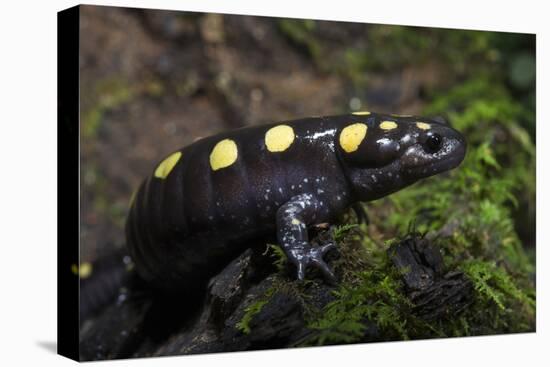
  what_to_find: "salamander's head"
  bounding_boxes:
[337,113,466,201]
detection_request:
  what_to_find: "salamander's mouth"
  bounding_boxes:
[400,135,467,179]
[415,149,465,173]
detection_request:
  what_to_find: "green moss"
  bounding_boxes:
[82,78,134,138]
[277,19,321,61]
[82,77,166,139]
[301,61,535,343]
[263,243,288,272]
[301,229,414,345]
[82,163,127,229]
[236,298,271,335]
[82,108,104,139]
[305,267,412,345]
[236,275,318,335]
[462,260,535,313]
[301,226,534,345]
[332,224,358,242]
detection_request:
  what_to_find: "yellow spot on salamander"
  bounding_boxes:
[210,139,238,171]
[380,121,398,130]
[265,125,295,152]
[352,111,371,116]
[291,218,301,225]
[71,262,93,279]
[339,123,368,153]
[416,122,431,130]
[154,151,182,179]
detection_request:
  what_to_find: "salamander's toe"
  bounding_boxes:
[320,242,336,255]
[311,257,337,284]
[297,261,306,281]
[293,245,337,284]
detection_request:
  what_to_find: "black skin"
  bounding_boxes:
[126,112,466,292]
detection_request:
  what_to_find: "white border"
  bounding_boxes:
[0,0,546,366]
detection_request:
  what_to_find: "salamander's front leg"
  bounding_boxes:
[276,194,336,283]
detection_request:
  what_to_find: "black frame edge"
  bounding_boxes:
[57,4,80,361]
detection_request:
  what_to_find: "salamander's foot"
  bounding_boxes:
[288,242,337,284]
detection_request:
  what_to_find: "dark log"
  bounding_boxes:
[388,234,473,320]
[80,232,474,360]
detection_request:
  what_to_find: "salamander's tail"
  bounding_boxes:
[79,247,146,324]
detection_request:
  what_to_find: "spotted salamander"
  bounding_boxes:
[126,112,466,292]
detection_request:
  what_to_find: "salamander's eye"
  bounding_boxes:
[424,133,443,153]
